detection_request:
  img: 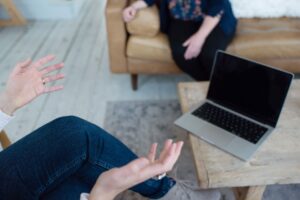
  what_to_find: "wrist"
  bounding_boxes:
[130,4,138,11]
[131,0,147,10]
[195,30,208,40]
[89,186,119,200]
[0,92,17,116]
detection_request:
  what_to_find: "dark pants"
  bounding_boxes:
[0,116,175,200]
[168,19,235,80]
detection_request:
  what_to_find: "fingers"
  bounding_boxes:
[183,39,191,47]
[163,142,178,164]
[184,46,201,60]
[172,141,184,165]
[113,140,184,189]
[43,74,65,84]
[130,9,136,17]
[148,143,158,162]
[184,48,191,60]
[139,141,181,180]
[161,143,177,167]
[157,141,184,172]
[40,63,64,75]
[31,55,55,69]
[184,46,195,60]
[175,141,184,156]
[123,7,136,22]
[158,139,173,160]
[43,85,64,93]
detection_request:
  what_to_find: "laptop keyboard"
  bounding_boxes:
[192,103,268,144]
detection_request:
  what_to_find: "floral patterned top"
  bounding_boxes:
[168,0,203,21]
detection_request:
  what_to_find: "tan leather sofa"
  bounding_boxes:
[106,0,300,90]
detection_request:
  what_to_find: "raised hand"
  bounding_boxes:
[0,55,64,115]
[89,140,184,200]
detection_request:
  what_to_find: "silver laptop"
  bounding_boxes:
[175,51,294,160]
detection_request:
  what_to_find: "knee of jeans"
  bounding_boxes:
[52,116,85,125]
[49,116,90,133]
[52,116,108,139]
[45,116,92,147]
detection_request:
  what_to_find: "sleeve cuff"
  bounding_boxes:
[206,7,224,17]
[0,110,13,131]
[80,193,89,200]
[143,0,155,6]
[205,1,226,17]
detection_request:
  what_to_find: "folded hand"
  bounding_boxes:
[183,33,206,60]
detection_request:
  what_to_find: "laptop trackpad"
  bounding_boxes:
[190,119,235,147]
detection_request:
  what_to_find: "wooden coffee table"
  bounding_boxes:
[177,80,300,200]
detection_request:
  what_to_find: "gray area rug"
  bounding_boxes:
[104,100,300,200]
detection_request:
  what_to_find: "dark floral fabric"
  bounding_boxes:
[168,0,203,21]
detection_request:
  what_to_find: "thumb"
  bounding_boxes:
[183,39,191,47]
[15,58,32,73]
[17,58,32,68]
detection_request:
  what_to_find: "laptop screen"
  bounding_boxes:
[207,51,293,127]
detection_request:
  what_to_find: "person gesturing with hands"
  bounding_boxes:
[0,56,223,200]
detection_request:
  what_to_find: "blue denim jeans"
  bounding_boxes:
[0,116,175,200]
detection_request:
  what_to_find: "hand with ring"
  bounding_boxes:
[0,55,65,115]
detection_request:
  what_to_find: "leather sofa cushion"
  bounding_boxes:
[127,33,174,63]
[127,18,300,63]
[126,5,160,37]
[228,18,300,59]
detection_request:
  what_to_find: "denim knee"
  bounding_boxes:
[51,116,87,126]
[45,116,92,143]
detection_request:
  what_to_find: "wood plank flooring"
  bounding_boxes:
[0,0,190,142]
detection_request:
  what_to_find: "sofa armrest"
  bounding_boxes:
[126,5,160,37]
[105,0,129,73]
[0,130,11,149]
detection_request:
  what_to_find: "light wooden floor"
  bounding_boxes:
[0,0,190,142]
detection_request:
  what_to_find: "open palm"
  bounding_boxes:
[89,140,184,200]
[2,55,64,114]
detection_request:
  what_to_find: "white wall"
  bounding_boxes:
[0,0,85,20]
[230,0,300,18]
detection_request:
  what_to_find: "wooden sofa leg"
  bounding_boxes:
[131,74,138,91]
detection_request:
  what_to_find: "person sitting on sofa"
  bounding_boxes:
[123,0,237,81]
[0,55,222,200]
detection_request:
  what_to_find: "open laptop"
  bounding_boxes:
[175,51,294,160]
